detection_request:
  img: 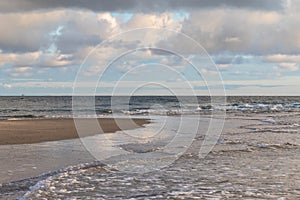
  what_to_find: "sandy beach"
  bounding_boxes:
[0,117,151,186]
[0,118,150,145]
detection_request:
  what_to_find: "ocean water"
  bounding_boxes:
[0,96,300,199]
[1,96,300,120]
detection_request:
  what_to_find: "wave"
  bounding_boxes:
[0,161,106,200]
[1,102,300,119]
[2,115,42,120]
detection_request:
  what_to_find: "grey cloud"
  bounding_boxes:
[214,56,234,65]
[0,0,285,13]
[0,10,115,54]
[56,31,101,54]
[176,7,300,55]
[149,49,176,56]
[214,55,254,65]
[0,12,61,53]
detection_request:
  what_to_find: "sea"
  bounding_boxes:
[1,96,300,120]
[0,96,300,199]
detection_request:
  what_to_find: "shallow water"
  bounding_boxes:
[22,148,300,199]
[1,112,299,199]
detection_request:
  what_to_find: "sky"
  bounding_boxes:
[0,0,300,95]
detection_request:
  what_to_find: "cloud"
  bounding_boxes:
[123,13,182,30]
[213,54,254,65]
[8,67,33,77]
[179,8,300,55]
[0,52,40,67]
[0,10,119,54]
[265,54,300,63]
[15,67,32,73]
[273,62,299,73]
[0,9,123,76]
[224,37,241,43]
[0,11,67,53]
[0,0,300,92]
[0,3,299,66]
[3,83,12,89]
[0,51,73,69]
[279,63,299,71]
[266,54,300,75]
[0,0,285,13]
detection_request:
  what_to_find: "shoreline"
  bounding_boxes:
[0,113,300,199]
[0,118,151,145]
[0,117,151,185]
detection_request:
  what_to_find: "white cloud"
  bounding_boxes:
[15,67,32,73]
[273,62,299,75]
[123,13,182,31]
[265,54,300,63]
[224,37,241,43]
[3,83,12,89]
[0,52,39,67]
[278,62,299,71]
[200,68,219,76]
[0,51,73,68]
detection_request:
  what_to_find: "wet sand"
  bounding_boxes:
[0,118,150,145]
[0,118,150,185]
